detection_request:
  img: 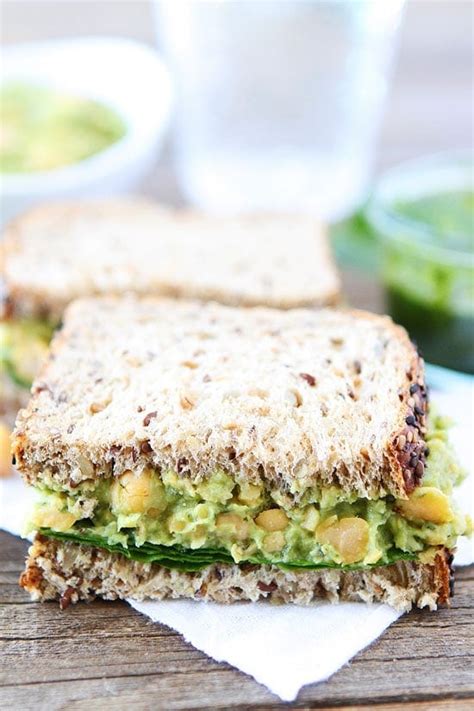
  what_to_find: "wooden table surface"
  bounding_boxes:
[1,1,473,708]
[0,531,473,709]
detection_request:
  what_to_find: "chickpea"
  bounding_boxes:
[263,531,286,553]
[190,524,208,548]
[0,423,12,477]
[255,508,288,532]
[31,508,77,532]
[195,503,211,520]
[398,487,453,524]
[238,482,263,505]
[316,517,369,564]
[111,468,165,515]
[216,512,249,541]
[301,505,320,532]
[168,515,187,533]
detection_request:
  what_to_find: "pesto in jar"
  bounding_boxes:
[0,82,126,173]
[393,191,473,252]
[382,190,474,373]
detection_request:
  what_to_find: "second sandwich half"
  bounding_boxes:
[15,298,470,610]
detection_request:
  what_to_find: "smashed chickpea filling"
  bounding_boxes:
[27,416,471,570]
[1,318,55,389]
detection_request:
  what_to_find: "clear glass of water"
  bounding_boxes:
[156,0,405,220]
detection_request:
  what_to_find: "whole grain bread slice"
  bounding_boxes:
[20,535,453,611]
[13,297,427,499]
[1,199,340,320]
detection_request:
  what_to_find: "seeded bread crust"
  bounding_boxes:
[20,535,452,612]
[13,298,427,500]
[0,199,340,320]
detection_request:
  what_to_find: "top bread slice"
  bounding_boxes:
[13,297,428,500]
[1,199,340,319]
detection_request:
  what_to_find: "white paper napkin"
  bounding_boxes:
[1,365,472,701]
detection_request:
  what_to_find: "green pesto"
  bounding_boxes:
[28,416,471,571]
[394,191,473,252]
[382,190,474,373]
[0,82,126,173]
[386,288,474,373]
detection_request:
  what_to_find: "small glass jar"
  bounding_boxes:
[366,152,474,373]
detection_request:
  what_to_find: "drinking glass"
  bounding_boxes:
[155,0,405,220]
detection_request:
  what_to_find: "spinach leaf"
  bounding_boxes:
[40,528,417,572]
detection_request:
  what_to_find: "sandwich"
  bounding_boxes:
[0,199,340,421]
[15,297,470,610]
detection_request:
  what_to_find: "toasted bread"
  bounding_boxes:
[1,199,340,319]
[13,297,427,499]
[21,535,452,611]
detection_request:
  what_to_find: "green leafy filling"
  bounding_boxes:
[28,412,470,572]
[40,527,418,573]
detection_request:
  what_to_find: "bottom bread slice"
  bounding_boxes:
[20,535,453,612]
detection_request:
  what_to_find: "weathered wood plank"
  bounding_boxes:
[0,670,275,710]
[1,531,473,709]
[337,703,473,711]
[1,663,473,710]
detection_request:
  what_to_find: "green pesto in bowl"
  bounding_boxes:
[367,155,474,373]
[0,82,127,173]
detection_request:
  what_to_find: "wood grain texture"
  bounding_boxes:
[1,531,473,709]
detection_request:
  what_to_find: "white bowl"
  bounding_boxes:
[0,37,173,223]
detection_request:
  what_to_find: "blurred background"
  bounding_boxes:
[3,0,472,204]
[1,0,473,371]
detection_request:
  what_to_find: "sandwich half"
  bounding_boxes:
[0,199,340,420]
[15,298,470,610]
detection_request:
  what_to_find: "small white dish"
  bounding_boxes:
[0,37,173,224]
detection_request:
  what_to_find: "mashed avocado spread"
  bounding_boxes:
[0,82,126,173]
[1,318,55,388]
[28,416,471,572]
